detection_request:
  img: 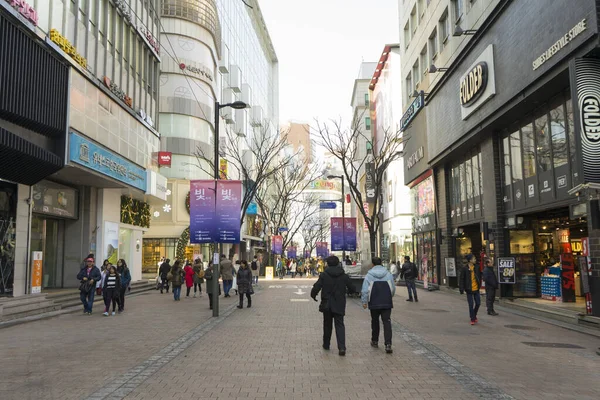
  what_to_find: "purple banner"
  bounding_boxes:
[216,180,242,243]
[316,242,328,258]
[330,217,344,251]
[304,250,311,259]
[287,246,297,259]
[190,180,216,243]
[272,235,283,255]
[344,218,357,251]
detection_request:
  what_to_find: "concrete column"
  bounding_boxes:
[12,184,31,296]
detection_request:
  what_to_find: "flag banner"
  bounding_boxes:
[287,246,297,259]
[331,217,344,251]
[316,242,329,258]
[272,235,283,255]
[190,180,216,243]
[216,180,242,243]
[344,218,357,251]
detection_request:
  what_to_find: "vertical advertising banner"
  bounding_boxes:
[272,235,283,255]
[561,253,576,302]
[287,246,297,259]
[304,250,311,259]
[216,180,242,243]
[365,162,376,203]
[190,180,216,243]
[316,242,328,258]
[31,252,43,294]
[330,217,344,251]
[344,218,357,251]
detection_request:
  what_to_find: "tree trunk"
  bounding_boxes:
[369,230,377,260]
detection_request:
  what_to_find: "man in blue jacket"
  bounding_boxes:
[361,257,395,354]
[77,257,102,315]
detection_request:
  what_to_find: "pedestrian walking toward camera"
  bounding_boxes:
[77,257,101,314]
[400,256,419,302]
[251,255,260,285]
[159,258,171,294]
[168,260,184,301]
[276,256,284,279]
[361,257,395,353]
[311,255,356,356]
[459,254,482,325]
[116,259,131,313]
[482,257,499,316]
[220,255,235,297]
[236,260,253,309]
[102,265,121,316]
[193,258,204,297]
[184,260,194,297]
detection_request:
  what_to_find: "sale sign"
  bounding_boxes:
[497,257,516,284]
[561,253,576,302]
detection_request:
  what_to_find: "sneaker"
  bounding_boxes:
[112,312,115,316]
[406,298,413,302]
[492,311,499,316]
[339,350,346,356]
[385,345,393,354]
[247,304,251,308]
[193,294,197,298]
[370,341,378,348]
[470,321,475,325]
[474,318,478,323]
[103,312,109,316]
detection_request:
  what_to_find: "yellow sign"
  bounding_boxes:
[265,266,274,280]
[31,251,43,294]
[219,158,228,179]
[49,29,87,69]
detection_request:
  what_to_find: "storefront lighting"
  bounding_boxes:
[542,226,547,230]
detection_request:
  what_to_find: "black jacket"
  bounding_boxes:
[482,266,498,289]
[459,264,482,294]
[159,262,171,279]
[310,265,355,316]
[400,261,418,281]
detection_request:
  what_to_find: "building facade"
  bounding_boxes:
[401,0,600,315]
[283,121,314,164]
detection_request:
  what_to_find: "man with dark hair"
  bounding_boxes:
[459,253,482,325]
[400,256,419,302]
[482,257,499,316]
[361,257,395,354]
[311,255,356,356]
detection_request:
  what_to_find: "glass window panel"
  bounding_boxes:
[465,157,473,199]
[453,166,460,207]
[521,124,536,178]
[535,114,552,172]
[566,99,576,178]
[550,104,568,168]
[503,136,511,185]
[510,131,523,182]
[459,162,466,201]
[472,154,480,197]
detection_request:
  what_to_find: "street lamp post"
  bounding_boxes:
[212,100,247,317]
[327,174,345,262]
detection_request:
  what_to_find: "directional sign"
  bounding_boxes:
[319,201,337,209]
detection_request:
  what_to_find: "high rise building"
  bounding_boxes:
[283,122,313,163]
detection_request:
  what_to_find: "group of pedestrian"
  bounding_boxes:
[77,255,131,316]
[459,254,499,325]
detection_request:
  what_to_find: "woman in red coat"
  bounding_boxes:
[184,260,195,297]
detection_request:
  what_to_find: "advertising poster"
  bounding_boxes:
[445,258,457,277]
[365,162,376,203]
[316,242,328,258]
[497,257,516,284]
[216,180,242,243]
[190,180,216,243]
[330,217,344,251]
[304,250,311,259]
[272,235,283,255]
[344,218,357,251]
[561,253,576,302]
[104,221,119,264]
[287,247,297,259]
[31,252,43,294]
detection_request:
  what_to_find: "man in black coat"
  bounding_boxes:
[482,257,499,316]
[311,255,356,356]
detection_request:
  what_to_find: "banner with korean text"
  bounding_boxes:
[216,180,242,243]
[190,180,216,243]
[331,217,344,251]
[287,246,297,259]
[316,242,328,258]
[272,235,283,255]
[344,218,357,251]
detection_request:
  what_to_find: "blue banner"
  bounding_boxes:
[344,218,357,252]
[246,201,258,215]
[316,242,328,258]
[190,180,216,243]
[216,180,242,243]
[287,246,297,259]
[272,236,283,255]
[330,217,344,251]
[69,132,146,191]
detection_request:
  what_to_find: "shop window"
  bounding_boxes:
[459,163,466,202]
[420,46,428,76]
[472,154,480,197]
[503,137,511,186]
[364,93,369,107]
[428,28,438,62]
[550,104,568,168]
[521,124,536,178]
[439,9,450,49]
[566,99,577,181]
[452,166,460,208]
[465,157,473,199]
[510,131,523,182]
[535,114,552,172]
[478,153,483,205]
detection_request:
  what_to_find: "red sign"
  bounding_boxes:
[561,253,576,303]
[582,237,589,256]
[158,152,172,167]
[7,0,38,25]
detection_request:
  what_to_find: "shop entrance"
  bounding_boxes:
[31,215,65,289]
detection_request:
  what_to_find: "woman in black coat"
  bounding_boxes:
[236,260,253,309]
[159,258,171,294]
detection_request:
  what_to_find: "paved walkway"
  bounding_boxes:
[0,278,599,399]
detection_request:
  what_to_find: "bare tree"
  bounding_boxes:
[300,216,330,257]
[314,117,405,258]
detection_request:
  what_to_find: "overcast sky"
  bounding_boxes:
[259,0,400,125]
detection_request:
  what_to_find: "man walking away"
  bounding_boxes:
[220,255,235,297]
[459,254,482,325]
[400,256,419,302]
[482,257,499,316]
[361,257,395,354]
[311,255,356,356]
[389,259,398,282]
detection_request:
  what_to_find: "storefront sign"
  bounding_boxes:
[363,202,369,231]
[582,237,589,256]
[265,266,274,280]
[49,29,87,69]
[219,158,228,179]
[179,62,213,81]
[157,151,172,167]
[137,26,160,57]
[189,180,216,243]
[31,251,42,294]
[32,180,78,218]
[307,179,340,191]
[400,90,424,132]
[216,180,242,243]
[460,45,496,120]
[406,146,424,170]
[365,162,376,203]
[146,171,167,201]
[69,133,146,191]
[497,257,516,284]
[560,253,576,302]
[445,257,457,277]
[4,0,37,25]
[103,76,133,108]
[272,235,283,255]
[533,19,587,71]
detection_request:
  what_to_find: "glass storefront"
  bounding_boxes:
[0,181,17,295]
[30,216,65,289]
[411,173,439,286]
[119,228,133,266]
[142,238,177,272]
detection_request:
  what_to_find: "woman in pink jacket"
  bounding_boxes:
[184,260,195,298]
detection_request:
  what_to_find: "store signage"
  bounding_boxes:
[406,146,424,170]
[146,171,167,201]
[533,19,587,71]
[560,253,576,303]
[137,109,154,127]
[103,77,133,108]
[5,0,37,25]
[307,179,340,191]
[582,237,589,256]
[49,29,87,69]
[219,158,228,179]
[31,251,42,294]
[319,202,336,209]
[459,62,488,107]
[365,162,376,203]
[69,132,146,191]
[580,95,600,142]
[363,202,369,231]
[137,26,160,56]
[400,91,424,132]
[460,45,496,120]
[157,151,172,167]
[32,180,78,218]
[497,257,515,284]
[179,62,214,81]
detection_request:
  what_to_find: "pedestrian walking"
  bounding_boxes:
[97,259,110,295]
[236,260,253,309]
[168,260,184,301]
[77,257,101,314]
[116,259,131,312]
[102,265,121,316]
[159,258,171,294]
[297,259,305,278]
[193,258,204,297]
[482,257,499,316]
[205,261,219,310]
[276,256,284,279]
[459,254,482,325]
[310,255,356,356]
[232,260,240,295]
[250,255,260,285]
[344,255,352,266]
[389,260,399,282]
[400,256,419,302]
[220,255,235,297]
[361,257,395,354]
[184,261,194,297]
[289,259,297,278]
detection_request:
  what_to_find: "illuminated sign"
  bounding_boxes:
[5,0,37,25]
[49,29,87,69]
[103,76,133,108]
[157,152,172,167]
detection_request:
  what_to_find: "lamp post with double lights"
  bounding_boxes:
[327,174,346,262]
[212,100,247,317]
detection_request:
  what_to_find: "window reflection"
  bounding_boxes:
[503,136,511,185]
[521,124,536,178]
[510,131,523,182]
[550,105,568,168]
[535,114,552,172]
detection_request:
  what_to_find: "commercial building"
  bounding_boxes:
[400,0,600,314]
[283,121,314,163]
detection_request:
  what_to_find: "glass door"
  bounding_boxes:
[31,215,65,289]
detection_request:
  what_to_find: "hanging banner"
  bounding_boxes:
[304,250,311,259]
[330,217,344,251]
[216,180,242,243]
[365,162,376,203]
[287,246,297,259]
[363,202,370,231]
[219,158,228,179]
[344,218,357,251]
[316,242,328,258]
[31,251,43,294]
[445,257,457,277]
[190,180,216,243]
[272,235,283,255]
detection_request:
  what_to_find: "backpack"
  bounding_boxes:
[411,262,419,279]
[251,261,258,270]
[196,267,205,279]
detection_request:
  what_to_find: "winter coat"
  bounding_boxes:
[204,266,218,295]
[310,265,355,316]
[169,266,184,287]
[459,264,482,294]
[193,261,204,284]
[482,266,499,289]
[102,272,122,295]
[77,265,101,283]
[220,259,235,280]
[361,265,395,310]
[236,267,253,294]
[289,262,297,272]
[184,264,194,288]
[400,261,418,281]
[159,262,171,279]
[117,266,131,287]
